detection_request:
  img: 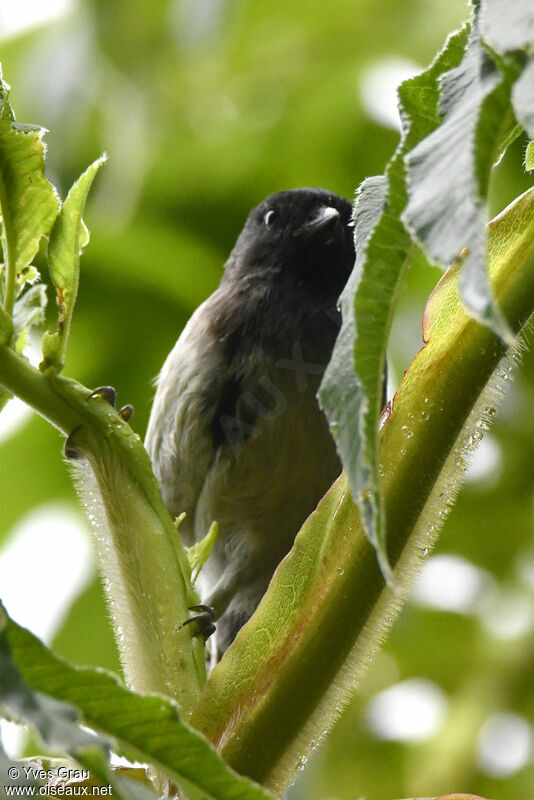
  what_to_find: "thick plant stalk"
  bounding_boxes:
[0,82,210,714]
[0,348,206,716]
[190,189,534,793]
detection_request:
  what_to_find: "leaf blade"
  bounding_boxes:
[42,155,107,370]
[403,13,518,342]
[0,72,59,319]
[4,608,275,800]
[319,24,469,575]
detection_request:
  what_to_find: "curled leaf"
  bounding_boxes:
[42,155,107,371]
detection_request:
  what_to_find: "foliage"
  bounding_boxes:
[1,604,274,800]
[0,1,534,799]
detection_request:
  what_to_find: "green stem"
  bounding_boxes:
[0,345,78,431]
[0,345,205,715]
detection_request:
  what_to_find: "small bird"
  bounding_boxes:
[145,188,356,660]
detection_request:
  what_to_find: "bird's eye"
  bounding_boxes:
[263,210,276,227]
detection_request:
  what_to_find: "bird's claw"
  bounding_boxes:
[64,425,84,459]
[89,386,117,407]
[118,404,134,421]
[89,387,135,422]
[180,604,216,640]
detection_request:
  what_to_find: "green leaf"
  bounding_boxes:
[480,1,534,135]
[4,609,275,800]
[480,0,534,52]
[187,520,219,582]
[320,176,391,577]
[9,260,48,358]
[526,140,534,171]
[13,284,47,354]
[512,60,534,137]
[404,11,519,343]
[0,756,157,800]
[192,186,534,795]
[319,25,469,576]
[0,605,140,800]
[42,155,107,371]
[0,69,59,320]
[0,747,43,790]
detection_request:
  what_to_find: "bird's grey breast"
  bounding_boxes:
[145,279,342,653]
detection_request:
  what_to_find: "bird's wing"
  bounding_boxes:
[144,292,231,544]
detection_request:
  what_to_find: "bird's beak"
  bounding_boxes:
[298,206,340,238]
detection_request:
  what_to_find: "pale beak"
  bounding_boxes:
[299,206,340,238]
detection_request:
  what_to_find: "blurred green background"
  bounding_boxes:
[1,0,534,797]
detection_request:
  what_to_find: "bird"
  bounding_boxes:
[145,188,357,661]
